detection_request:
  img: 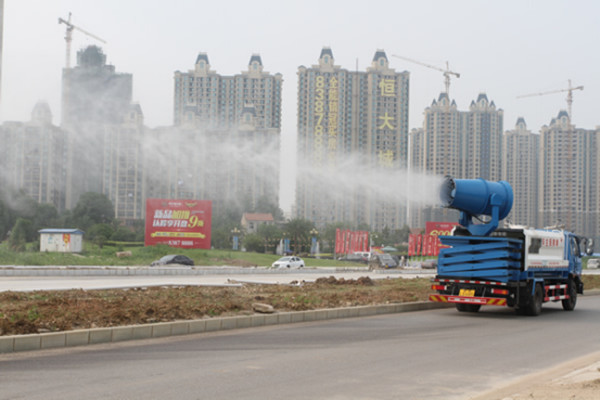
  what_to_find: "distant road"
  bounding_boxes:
[0,266,435,292]
[1,296,599,399]
[1,266,598,292]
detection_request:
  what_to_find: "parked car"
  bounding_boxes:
[151,254,194,266]
[272,256,305,269]
[587,258,600,269]
[338,253,369,264]
[368,253,397,269]
[421,259,438,269]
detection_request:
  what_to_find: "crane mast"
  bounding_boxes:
[58,13,106,68]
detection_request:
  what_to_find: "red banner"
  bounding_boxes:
[427,235,436,256]
[145,199,212,249]
[416,234,423,256]
[408,234,415,256]
[335,230,369,255]
[435,236,442,256]
[425,222,458,256]
[335,229,343,254]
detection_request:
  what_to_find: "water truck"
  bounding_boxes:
[429,177,593,315]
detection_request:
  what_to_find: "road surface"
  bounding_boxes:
[1,295,599,399]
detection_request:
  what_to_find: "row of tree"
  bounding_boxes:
[0,189,411,253]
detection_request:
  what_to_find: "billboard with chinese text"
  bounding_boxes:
[145,199,212,249]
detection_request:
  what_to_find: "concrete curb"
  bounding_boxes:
[0,301,453,354]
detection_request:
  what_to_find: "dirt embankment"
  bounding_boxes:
[0,276,431,336]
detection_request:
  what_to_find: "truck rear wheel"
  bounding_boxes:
[562,279,577,311]
[455,304,481,313]
[525,284,543,316]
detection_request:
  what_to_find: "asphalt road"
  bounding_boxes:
[0,269,434,292]
[1,296,599,400]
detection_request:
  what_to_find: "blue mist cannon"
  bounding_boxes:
[440,176,513,236]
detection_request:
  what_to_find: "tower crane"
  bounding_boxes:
[58,13,106,68]
[517,79,583,121]
[517,80,584,233]
[392,54,460,97]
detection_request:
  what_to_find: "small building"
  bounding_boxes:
[241,213,274,234]
[38,229,84,253]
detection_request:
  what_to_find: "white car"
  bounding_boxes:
[272,256,305,269]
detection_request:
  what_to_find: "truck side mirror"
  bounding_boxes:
[580,238,594,256]
[585,238,594,256]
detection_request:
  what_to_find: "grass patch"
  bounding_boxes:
[0,241,362,268]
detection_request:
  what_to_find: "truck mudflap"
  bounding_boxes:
[429,294,507,306]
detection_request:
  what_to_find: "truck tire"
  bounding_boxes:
[455,304,481,313]
[525,284,543,316]
[562,279,577,311]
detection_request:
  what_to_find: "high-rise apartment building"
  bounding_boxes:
[410,92,503,227]
[0,102,66,210]
[61,45,133,210]
[295,48,410,230]
[462,94,504,181]
[173,53,282,130]
[146,106,280,211]
[162,55,282,212]
[420,93,462,178]
[503,118,539,228]
[102,104,145,221]
[539,111,599,242]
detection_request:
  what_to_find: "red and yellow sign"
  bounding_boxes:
[145,199,212,249]
[425,222,458,236]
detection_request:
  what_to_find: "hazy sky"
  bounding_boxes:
[2,1,599,212]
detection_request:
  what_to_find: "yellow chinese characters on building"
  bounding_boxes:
[378,150,394,168]
[378,112,395,130]
[327,77,339,160]
[314,75,326,166]
[379,78,396,97]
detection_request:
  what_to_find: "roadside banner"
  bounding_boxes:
[408,234,415,256]
[335,229,370,255]
[335,229,343,254]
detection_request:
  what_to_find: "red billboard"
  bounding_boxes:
[425,222,458,236]
[145,199,212,249]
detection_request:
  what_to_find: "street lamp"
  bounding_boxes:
[231,227,241,251]
[310,229,319,255]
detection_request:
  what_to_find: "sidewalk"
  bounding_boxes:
[469,350,600,400]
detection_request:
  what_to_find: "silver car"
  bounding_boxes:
[272,256,305,269]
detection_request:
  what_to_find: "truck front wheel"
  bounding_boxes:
[562,279,577,311]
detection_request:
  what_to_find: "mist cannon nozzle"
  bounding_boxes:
[440,176,513,236]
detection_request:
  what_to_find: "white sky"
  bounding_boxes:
[2,0,599,212]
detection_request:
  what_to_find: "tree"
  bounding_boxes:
[242,233,263,253]
[284,218,314,254]
[110,226,136,242]
[87,223,115,248]
[70,192,115,230]
[257,223,283,253]
[9,218,32,252]
[254,195,284,222]
[0,199,12,241]
[32,203,60,234]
